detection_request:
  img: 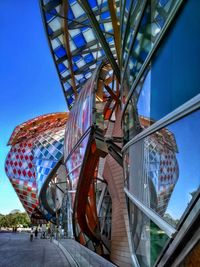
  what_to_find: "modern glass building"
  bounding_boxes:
[5,0,200,266]
[5,112,69,223]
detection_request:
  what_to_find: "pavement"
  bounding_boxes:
[0,233,116,267]
[0,232,68,267]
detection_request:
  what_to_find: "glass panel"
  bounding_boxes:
[124,110,200,228]
[121,0,132,42]
[123,96,142,144]
[151,0,200,121]
[123,0,144,68]
[123,0,200,142]
[46,185,55,210]
[123,0,181,99]
[64,73,96,159]
[66,133,90,192]
[123,68,150,143]
[128,200,169,267]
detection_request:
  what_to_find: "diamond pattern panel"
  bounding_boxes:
[5,140,38,215]
[5,113,68,220]
[33,127,65,194]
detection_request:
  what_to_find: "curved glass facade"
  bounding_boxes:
[5,113,68,222]
[121,0,200,266]
[63,64,116,252]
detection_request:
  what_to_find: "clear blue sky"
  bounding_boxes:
[0,1,67,214]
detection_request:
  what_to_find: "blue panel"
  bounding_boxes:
[57,143,63,150]
[73,33,87,48]
[73,64,78,72]
[151,0,200,121]
[51,161,56,168]
[66,87,74,95]
[45,12,54,22]
[84,53,94,63]
[88,0,98,8]
[67,95,74,105]
[81,26,89,32]
[100,24,105,31]
[54,46,66,58]
[73,55,82,62]
[101,11,110,19]
[44,168,50,175]
[156,13,165,28]
[159,0,169,7]
[141,7,150,26]
[58,63,66,72]
[79,77,86,83]
[106,37,113,43]
[140,50,148,61]
[47,25,53,35]
[68,7,75,20]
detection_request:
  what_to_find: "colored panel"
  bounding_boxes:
[5,113,68,221]
[40,0,119,109]
[64,70,97,160]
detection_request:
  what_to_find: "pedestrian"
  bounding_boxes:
[41,224,46,239]
[49,228,53,242]
[47,227,51,238]
[35,228,38,238]
[30,227,34,241]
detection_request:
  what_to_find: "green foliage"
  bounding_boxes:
[0,211,31,228]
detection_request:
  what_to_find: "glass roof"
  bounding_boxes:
[40,0,120,109]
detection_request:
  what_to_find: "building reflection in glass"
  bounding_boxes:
[124,110,200,228]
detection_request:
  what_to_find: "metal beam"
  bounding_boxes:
[68,3,119,29]
[122,0,148,84]
[105,85,119,102]
[108,0,120,65]
[61,0,78,99]
[77,0,120,83]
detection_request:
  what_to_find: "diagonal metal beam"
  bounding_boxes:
[62,0,78,99]
[108,0,120,65]
[105,85,119,103]
[77,0,120,83]
[122,0,148,84]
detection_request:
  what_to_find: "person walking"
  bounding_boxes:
[30,228,34,241]
[49,228,53,242]
[34,228,38,238]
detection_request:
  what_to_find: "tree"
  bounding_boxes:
[0,212,31,228]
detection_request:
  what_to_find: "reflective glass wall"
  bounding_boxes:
[121,0,200,266]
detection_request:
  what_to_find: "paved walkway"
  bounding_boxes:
[0,233,116,267]
[0,232,68,267]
